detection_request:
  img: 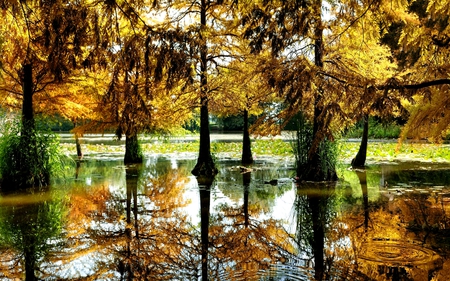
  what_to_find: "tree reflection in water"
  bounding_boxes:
[115,166,201,280]
[5,158,450,280]
[0,188,64,280]
[292,182,337,281]
[198,175,213,281]
[209,170,295,280]
[60,162,295,280]
[331,168,445,281]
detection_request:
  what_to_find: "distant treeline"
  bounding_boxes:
[43,113,405,139]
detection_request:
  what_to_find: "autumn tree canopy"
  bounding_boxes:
[0,0,449,179]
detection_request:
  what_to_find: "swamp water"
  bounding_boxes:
[1,151,450,280]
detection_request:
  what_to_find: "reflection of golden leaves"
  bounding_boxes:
[146,169,191,212]
[67,185,112,236]
[210,211,294,280]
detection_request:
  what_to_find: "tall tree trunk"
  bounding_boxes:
[124,134,143,164]
[302,0,337,182]
[192,0,217,177]
[241,109,253,165]
[352,115,369,168]
[17,63,49,189]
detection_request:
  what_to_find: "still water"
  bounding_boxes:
[1,152,450,280]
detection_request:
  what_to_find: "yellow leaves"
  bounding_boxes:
[401,86,450,143]
[427,0,450,19]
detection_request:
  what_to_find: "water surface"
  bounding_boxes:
[1,152,450,280]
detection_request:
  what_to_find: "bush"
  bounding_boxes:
[0,120,63,190]
[345,117,402,139]
[290,112,338,181]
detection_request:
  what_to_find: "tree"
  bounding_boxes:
[242,0,344,180]
[69,1,195,164]
[242,0,447,175]
[210,51,277,165]
[0,0,96,188]
[163,0,247,177]
[394,0,450,142]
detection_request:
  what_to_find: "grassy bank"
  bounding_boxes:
[60,138,450,164]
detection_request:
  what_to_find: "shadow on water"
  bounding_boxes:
[3,155,450,280]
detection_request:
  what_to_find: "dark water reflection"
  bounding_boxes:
[1,156,450,280]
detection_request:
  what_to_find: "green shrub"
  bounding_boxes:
[290,112,338,181]
[345,117,402,139]
[0,120,64,190]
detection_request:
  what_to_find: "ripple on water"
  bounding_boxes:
[359,239,441,266]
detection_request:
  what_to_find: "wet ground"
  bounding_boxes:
[1,137,450,280]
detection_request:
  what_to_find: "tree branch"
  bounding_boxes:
[383,79,450,90]
[320,71,450,91]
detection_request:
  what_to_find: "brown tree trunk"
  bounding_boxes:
[352,115,369,168]
[241,109,253,165]
[73,121,83,160]
[22,63,35,135]
[302,0,337,182]
[192,0,217,177]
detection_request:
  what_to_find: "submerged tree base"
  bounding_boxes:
[298,163,338,182]
[192,159,218,178]
[124,135,143,164]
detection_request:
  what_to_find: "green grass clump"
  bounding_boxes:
[0,120,65,189]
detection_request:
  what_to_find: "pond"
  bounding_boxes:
[1,141,450,280]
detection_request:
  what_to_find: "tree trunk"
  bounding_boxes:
[75,134,83,159]
[241,109,253,165]
[73,121,83,160]
[22,63,34,134]
[302,0,337,182]
[192,0,217,177]
[124,134,143,164]
[351,115,369,168]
